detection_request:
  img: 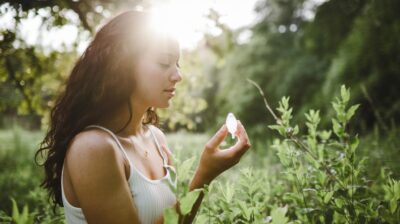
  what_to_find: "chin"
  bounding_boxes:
[157,101,171,109]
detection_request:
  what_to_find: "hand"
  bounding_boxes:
[196,120,251,185]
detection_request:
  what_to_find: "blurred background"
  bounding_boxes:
[1,0,399,222]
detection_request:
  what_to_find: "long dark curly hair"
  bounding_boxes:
[35,10,160,208]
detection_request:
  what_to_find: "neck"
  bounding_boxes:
[98,98,150,137]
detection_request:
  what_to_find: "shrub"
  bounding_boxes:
[189,83,399,223]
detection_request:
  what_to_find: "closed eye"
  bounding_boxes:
[158,62,180,69]
[158,62,170,69]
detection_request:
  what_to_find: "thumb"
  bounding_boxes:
[205,124,228,151]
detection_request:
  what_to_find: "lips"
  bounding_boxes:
[164,88,176,97]
[164,88,176,92]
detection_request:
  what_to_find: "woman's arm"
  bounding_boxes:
[65,131,141,224]
[154,121,251,223]
[182,121,252,223]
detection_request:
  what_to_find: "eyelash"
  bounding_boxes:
[158,62,181,69]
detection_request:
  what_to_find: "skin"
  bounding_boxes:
[63,37,251,223]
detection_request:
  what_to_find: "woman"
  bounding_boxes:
[36,10,251,224]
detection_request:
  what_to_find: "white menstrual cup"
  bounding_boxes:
[226,113,238,139]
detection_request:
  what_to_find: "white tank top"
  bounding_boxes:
[61,124,177,224]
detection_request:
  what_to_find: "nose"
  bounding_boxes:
[169,67,182,83]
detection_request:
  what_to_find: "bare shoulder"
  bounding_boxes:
[64,128,127,186]
[66,128,121,166]
[64,129,139,223]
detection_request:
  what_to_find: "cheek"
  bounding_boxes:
[134,61,163,92]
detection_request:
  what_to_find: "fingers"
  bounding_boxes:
[229,120,251,158]
[205,124,228,151]
[236,120,250,144]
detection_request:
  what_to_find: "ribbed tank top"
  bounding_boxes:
[61,124,177,224]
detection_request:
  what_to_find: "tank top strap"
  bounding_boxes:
[146,125,169,167]
[84,125,130,162]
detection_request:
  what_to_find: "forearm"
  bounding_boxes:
[181,167,213,224]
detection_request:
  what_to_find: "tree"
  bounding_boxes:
[211,0,400,139]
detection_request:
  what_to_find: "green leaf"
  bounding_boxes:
[340,85,350,104]
[293,125,299,135]
[194,214,210,224]
[303,188,318,194]
[319,130,332,141]
[394,180,400,199]
[11,198,19,221]
[346,104,360,121]
[335,198,344,209]
[390,199,397,214]
[268,125,285,136]
[271,205,289,224]
[350,136,359,154]
[282,97,290,110]
[324,191,334,204]
[238,201,252,220]
[179,189,202,215]
[221,182,234,203]
[163,207,179,224]
[177,156,196,181]
[332,119,342,137]
[331,101,341,115]
[22,205,28,223]
[276,146,290,167]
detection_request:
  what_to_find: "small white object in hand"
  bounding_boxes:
[226,112,238,139]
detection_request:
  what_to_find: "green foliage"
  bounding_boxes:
[2,0,399,222]
[0,125,65,223]
[200,168,273,223]
[383,179,400,214]
[189,84,399,223]
[163,154,205,223]
[1,97,399,223]
[10,198,35,224]
[164,207,179,224]
[180,189,202,215]
[270,205,289,224]
[208,0,400,139]
[265,85,399,223]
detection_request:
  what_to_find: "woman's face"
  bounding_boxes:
[131,37,182,108]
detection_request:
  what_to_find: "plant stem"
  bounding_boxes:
[249,79,350,190]
[247,79,280,122]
